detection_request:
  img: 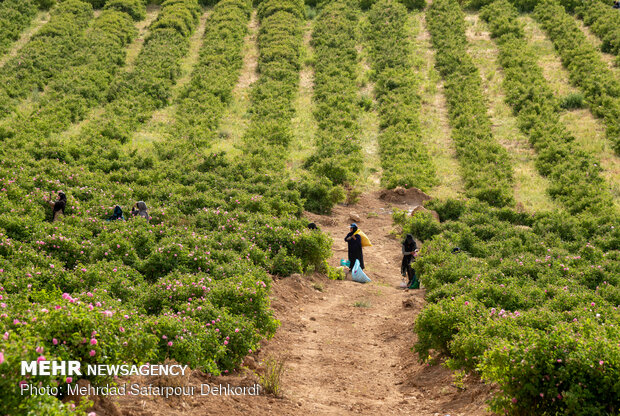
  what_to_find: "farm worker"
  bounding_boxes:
[401,234,419,289]
[614,0,619,8]
[108,205,125,221]
[344,223,364,272]
[131,201,149,222]
[307,222,318,230]
[47,191,66,222]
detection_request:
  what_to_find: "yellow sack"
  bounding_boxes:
[354,230,372,247]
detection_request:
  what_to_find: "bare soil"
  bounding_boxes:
[97,192,494,416]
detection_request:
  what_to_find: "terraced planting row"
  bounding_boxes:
[0,0,332,414]
[479,0,615,216]
[242,0,304,167]
[533,0,620,154]
[0,0,94,118]
[0,0,41,57]
[67,0,201,156]
[427,0,514,207]
[172,0,252,147]
[304,0,363,191]
[366,0,437,191]
[575,0,620,60]
[405,2,619,414]
[2,0,145,146]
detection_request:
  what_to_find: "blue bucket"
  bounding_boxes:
[340,259,350,267]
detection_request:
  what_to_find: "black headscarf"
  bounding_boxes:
[109,205,124,221]
[54,192,66,215]
[403,234,416,252]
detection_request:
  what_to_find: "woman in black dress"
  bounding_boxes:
[345,223,364,271]
[401,234,418,288]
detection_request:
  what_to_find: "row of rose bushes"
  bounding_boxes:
[3,0,145,146]
[366,0,437,190]
[399,197,619,415]
[575,0,620,61]
[172,0,251,147]
[239,0,344,214]
[66,0,201,149]
[0,0,333,413]
[532,0,620,154]
[479,0,615,219]
[0,0,40,57]
[0,0,94,117]
[427,0,514,207]
[242,0,304,165]
[304,0,363,192]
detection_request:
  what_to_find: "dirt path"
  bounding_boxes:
[110,192,493,416]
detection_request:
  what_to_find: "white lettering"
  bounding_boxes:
[68,361,82,376]
[21,361,37,376]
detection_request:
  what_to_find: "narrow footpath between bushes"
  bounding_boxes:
[105,192,493,416]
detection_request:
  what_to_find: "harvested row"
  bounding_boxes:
[4,0,145,146]
[366,0,437,191]
[304,0,362,188]
[0,0,93,117]
[242,0,304,168]
[0,0,40,57]
[533,0,620,154]
[426,0,513,207]
[480,0,615,216]
[173,0,252,147]
[68,0,202,158]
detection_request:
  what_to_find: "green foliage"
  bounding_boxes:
[296,175,345,214]
[0,0,94,117]
[173,0,252,147]
[4,6,141,147]
[105,0,148,21]
[367,0,437,190]
[426,0,514,207]
[577,0,620,58]
[242,0,304,170]
[0,0,39,57]
[407,197,620,415]
[480,0,615,216]
[304,0,363,190]
[361,0,425,10]
[559,92,585,110]
[534,0,620,154]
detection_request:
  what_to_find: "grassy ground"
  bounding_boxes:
[130,9,212,149]
[356,14,382,191]
[411,11,464,201]
[521,14,620,208]
[123,4,161,73]
[520,15,578,97]
[210,10,259,158]
[0,10,50,69]
[465,12,556,212]
[288,18,317,178]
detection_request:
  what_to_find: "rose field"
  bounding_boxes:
[0,0,618,415]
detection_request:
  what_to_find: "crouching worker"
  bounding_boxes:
[108,205,125,221]
[131,201,149,223]
[47,191,66,222]
[401,234,419,289]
